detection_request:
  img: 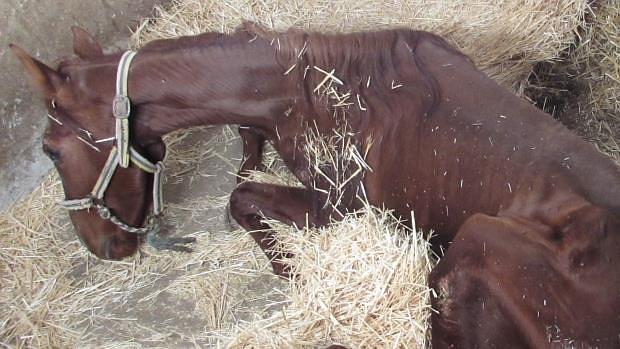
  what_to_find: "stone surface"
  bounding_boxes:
[0,0,164,211]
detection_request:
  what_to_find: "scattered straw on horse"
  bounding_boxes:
[3,0,618,347]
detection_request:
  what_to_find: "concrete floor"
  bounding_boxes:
[0,0,165,211]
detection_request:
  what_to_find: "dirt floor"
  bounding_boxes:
[0,0,166,211]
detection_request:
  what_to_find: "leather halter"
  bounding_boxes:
[58,51,165,235]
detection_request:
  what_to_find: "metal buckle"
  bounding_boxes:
[112,95,131,119]
[97,205,111,220]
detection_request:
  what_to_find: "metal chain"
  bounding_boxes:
[94,203,160,235]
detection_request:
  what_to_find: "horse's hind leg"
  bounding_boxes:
[229,181,327,277]
[237,126,266,184]
[429,211,620,348]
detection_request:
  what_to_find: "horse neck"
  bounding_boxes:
[127,36,293,142]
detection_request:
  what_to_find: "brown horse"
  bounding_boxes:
[12,24,620,348]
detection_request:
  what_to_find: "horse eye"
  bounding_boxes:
[42,144,61,162]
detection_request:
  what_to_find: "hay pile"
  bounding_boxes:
[567,0,619,161]
[228,208,435,349]
[524,0,619,163]
[2,0,616,347]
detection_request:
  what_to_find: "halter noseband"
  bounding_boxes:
[59,51,165,235]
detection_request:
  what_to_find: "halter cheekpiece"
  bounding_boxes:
[58,50,165,235]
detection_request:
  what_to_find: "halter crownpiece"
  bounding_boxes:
[114,50,138,168]
[59,50,165,235]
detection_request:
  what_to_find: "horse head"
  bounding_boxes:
[10,27,167,259]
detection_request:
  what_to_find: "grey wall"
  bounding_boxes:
[0,0,165,211]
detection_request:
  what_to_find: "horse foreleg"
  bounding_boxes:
[237,126,266,184]
[229,181,327,277]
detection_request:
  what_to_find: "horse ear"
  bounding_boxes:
[71,26,103,59]
[9,44,63,97]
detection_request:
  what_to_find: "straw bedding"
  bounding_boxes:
[227,210,435,349]
[565,0,619,162]
[524,0,620,162]
[2,0,618,347]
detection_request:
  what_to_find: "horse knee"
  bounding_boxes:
[229,182,255,222]
[229,182,276,227]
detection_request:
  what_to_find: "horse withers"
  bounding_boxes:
[12,24,620,347]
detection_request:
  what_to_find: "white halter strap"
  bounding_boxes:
[113,50,138,168]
